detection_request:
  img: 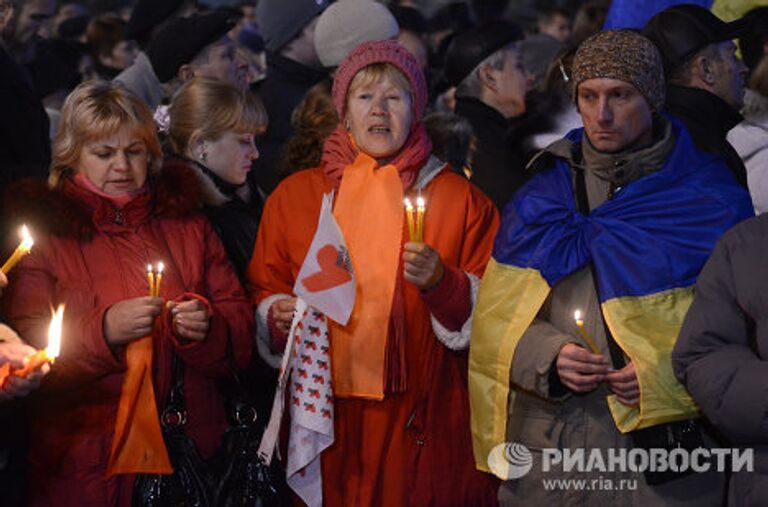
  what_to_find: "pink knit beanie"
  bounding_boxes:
[332,40,428,121]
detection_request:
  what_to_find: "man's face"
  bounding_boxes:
[577,78,653,153]
[710,40,748,110]
[540,14,571,44]
[192,36,240,87]
[0,1,14,33]
[17,0,56,40]
[492,46,531,118]
[281,16,320,68]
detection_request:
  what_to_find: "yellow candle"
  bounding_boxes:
[0,304,63,383]
[1,225,34,274]
[147,264,155,297]
[415,196,426,243]
[573,310,601,354]
[404,197,416,241]
[154,262,164,298]
[12,349,53,378]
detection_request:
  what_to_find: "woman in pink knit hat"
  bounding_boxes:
[248,40,499,506]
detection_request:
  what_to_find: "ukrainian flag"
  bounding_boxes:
[603,0,767,29]
[469,120,753,472]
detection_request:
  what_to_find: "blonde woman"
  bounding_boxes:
[167,77,267,282]
[4,80,253,506]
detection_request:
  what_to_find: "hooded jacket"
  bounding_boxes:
[727,89,768,213]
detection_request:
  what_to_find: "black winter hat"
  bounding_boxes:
[58,15,90,40]
[444,20,523,87]
[146,11,239,83]
[643,4,749,75]
[390,6,427,35]
[125,0,186,40]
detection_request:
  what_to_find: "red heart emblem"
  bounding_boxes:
[301,244,352,293]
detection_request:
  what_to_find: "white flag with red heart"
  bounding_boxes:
[293,192,355,325]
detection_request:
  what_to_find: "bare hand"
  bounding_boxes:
[167,299,210,342]
[0,270,7,295]
[402,242,444,290]
[0,342,49,402]
[270,297,296,334]
[556,343,609,393]
[104,296,163,346]
[606,362,640,407]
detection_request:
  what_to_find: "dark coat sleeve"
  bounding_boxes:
[672,226,768,445]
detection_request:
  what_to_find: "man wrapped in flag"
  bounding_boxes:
[470,29,753,506]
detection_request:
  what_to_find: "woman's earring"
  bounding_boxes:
[199,151,207,163]
[344,119,350,130]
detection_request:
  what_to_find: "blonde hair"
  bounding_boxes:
[168,77,268,155]
[50,80,162,188]
[346,63,413,108]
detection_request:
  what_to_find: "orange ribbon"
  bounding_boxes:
[106,333,172,477]
[329,153,404,399]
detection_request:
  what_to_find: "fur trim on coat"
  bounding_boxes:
[3,162,203,240]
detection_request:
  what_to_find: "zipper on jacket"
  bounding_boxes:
[114,208,123,225]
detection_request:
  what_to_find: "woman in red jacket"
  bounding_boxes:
[3,80,253,506]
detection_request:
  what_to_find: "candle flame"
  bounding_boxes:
[157,261,164,274]
[574,309,582,321]
[46,304,64,359]
[416,196,426,209]
[147,263,153,273]
[20,225,33,251]
[404,197,413,210]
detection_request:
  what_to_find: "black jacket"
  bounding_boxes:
[0,46,50,253]
[250,53,327,195]
[165,158,262,285]
[0,46,50,193]
[454,97,528,210]
[665,85,747,188]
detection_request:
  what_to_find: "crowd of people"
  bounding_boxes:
[0,0,767,506]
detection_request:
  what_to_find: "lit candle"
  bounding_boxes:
[404,197,416,241]
[147,264,155,297]
[154,262,164,298]
[415,196,426,243]
[1,225,34,274]
[573,309,601,354]
[0,304,64,383]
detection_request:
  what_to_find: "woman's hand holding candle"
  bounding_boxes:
[104,297,163,346]
[0,342,49,402]
[167,299,210,342]
[402,242,444,290]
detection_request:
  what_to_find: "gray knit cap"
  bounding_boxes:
[572,29,666,112]
[314,0,399,68]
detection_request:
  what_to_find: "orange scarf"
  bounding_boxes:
[106,323,171,476]
[321,123,431,399]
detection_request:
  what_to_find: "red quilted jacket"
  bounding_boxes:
[3,163,254,506]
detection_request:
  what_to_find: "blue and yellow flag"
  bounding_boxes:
[469,120,753,472]
[603,0,767,29]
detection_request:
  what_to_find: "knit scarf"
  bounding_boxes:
[320,122,431,398]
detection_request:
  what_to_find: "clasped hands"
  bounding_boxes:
[104,296,210,346]
[556,343,639,407]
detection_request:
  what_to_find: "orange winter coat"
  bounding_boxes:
[248,165,500,507]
